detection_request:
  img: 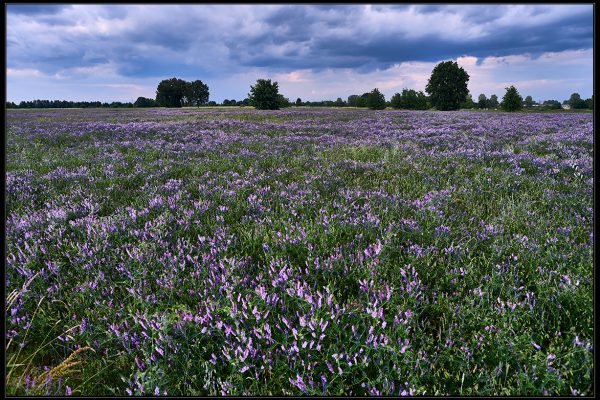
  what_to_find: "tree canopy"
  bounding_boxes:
[134,97,157,107]
[488,94,499,108]
[366,88,386,110]
[477,94,488,109]
[390,89,428,110]
[501,86,523,112]
[155,78,209,107]
[186,80,210,107]
[156,77,188,107]
[523,95,534,108]
[425,61,470,111]
[248,79,282,110]
[567,93,587,109]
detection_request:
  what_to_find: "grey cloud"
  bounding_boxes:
[225,5,592,72]
[6,4,593,80]
[7,5,71,15]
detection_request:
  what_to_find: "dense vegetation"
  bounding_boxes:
[155,78,209,108]
[502,86,524,112]
[8,62,592,111]
[425,61,470,111]
[6,107,593,396]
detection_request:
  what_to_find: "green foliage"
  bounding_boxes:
[12,100,131,109]
[277,94,292,108]
[501,86,523,112]
[461,94,476,109]
[347,95,359,107]
[248,79,282,110]
[367,88,386,110]
[523,96,534,108]
[567,93,587,110]
[355,93,370,108]
[542,100,562,110]
[133,97,157,108]
[390,89,429,110]
[155,77,189,108]
[425,61,470,111]
[155,78,209,108]
[477,94,488,109]
[296,98,303,106]
[5,108,593,396]
[488,95,499,109]
[186,80,210,107]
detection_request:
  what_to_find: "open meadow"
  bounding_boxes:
[5,107,593,396]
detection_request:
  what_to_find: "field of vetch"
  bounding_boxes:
[5,107,593,396]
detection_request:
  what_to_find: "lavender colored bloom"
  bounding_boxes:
[5,107,592,396]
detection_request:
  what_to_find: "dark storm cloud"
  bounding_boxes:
[225,4,593,72]
[6,4,593,79]
[7,4,72,15]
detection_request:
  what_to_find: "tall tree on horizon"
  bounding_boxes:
[186,80,210,107]
[155,77,188,107]
[367,88,386,110]
[425,61,470,111]
[248,79,281,110]
[501,85,523,112]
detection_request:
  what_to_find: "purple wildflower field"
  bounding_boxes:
[5,107,593,395]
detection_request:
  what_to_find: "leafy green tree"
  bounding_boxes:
[542,100,562,110]
[390,89,428,110]
[390,92,402,109]
[406,89,425,109]
[425,61,470,111]
[347,95,359,107]
[186,80,209,107]
[523,95,534,108]
[134,97,157,107]
[356,92,370,108]
[277,94,291,108]
[366,88,386,110]
[488,94,499,108]
[156,77,188,107]
[335,97,345,107]
[501,85,523,112]
[477,94,488,109]
[585,95,593,109]
[248,79,281,110]
[461,94,476,109]
[567,93,587,109]
[296,98,302,106]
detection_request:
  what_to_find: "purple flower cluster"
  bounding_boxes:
[5,108,592,396]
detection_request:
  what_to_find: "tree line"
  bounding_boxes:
[6,61,593,111]
[5,99,137,109]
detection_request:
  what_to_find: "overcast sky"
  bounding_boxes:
[6,4,594,104]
